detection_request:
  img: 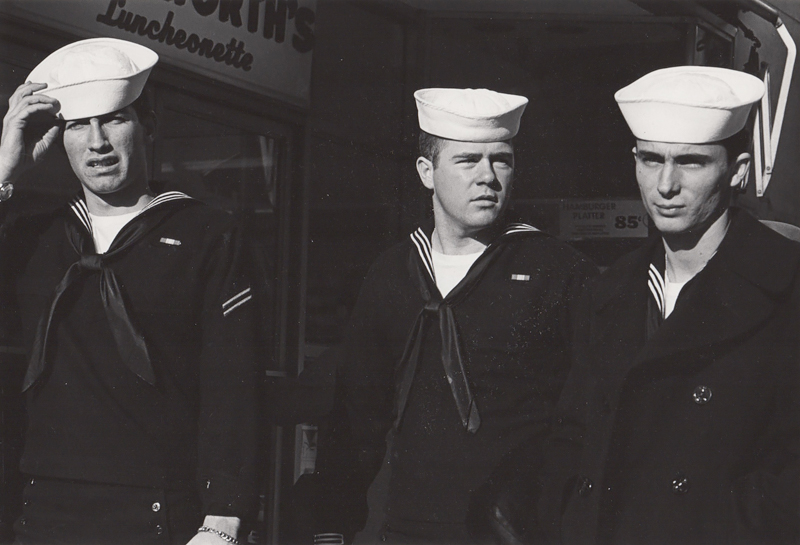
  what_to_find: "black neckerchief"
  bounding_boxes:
[394,222,540,434]
[22,192,196,392]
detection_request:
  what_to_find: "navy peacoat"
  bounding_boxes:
[538,209,800,545]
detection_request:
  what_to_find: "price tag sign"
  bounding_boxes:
[559,199,649,239]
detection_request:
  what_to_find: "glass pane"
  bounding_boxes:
[156,110,279,218]
[155,105,281,370]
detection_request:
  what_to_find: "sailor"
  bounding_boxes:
[478,66,799,545]
[0,37,262,544]
[290,87,597,544]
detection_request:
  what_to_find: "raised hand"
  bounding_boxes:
[0,82,62,184]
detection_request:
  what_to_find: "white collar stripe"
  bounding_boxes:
[502,223,539,235]
[648,264,666,316]
[649,264,665,293]
[648,278,664,313]
[410,229,435,281]
[408,223,539,282]
[68,192,192,231]
[142,191,193,212]
[412,228,433,261]
[69,198,92,233]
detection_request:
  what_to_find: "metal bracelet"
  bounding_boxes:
[197,526,240,544]
[0,183,13,202]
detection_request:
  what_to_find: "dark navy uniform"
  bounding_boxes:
[538,209,800,545]
[0,192,263,543]
[303,222,596,543]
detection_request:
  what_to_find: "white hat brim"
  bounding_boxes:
[615,66,764,143]
[415,88,528,142]
[617,101,755,143]
[28,37,158,121]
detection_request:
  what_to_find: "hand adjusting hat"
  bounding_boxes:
[27,37,158,121]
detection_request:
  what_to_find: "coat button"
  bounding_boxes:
[672,473,690,494]
[151,502,161,512]
[578,476,594,497]
[692,385,712,405]
[155,524,164,535]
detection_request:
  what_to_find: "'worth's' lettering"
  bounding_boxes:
[97,0,253,71]
[160,0,315,53]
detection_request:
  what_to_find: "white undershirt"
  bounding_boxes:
[663,270,689,319]
[88,211,139,254]
[431,249,484,298]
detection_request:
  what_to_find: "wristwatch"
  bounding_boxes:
[0,183,13,202]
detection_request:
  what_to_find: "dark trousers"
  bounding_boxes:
[13,476,201,545]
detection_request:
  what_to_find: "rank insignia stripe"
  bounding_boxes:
[159,237,182,246]
[222,287,253,316]
[511,274,531,281]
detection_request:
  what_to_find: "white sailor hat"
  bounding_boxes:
[28,37,158,121]
[615,66,764,144]
[414,88,528,142]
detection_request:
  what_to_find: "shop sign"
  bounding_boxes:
[560,199,649,239]
[1,0,315,107]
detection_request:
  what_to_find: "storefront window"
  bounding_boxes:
[153,90,294,375]
[153,90,302,544]
[157,125,279,219]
